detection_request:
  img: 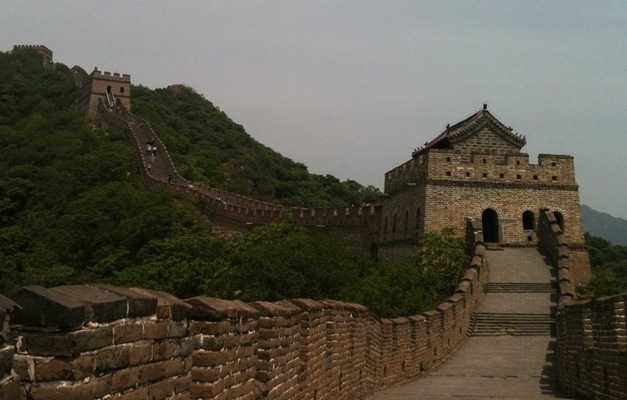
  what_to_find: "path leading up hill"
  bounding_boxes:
[367,247,575,400]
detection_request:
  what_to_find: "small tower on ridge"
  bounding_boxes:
[76,67,131,118]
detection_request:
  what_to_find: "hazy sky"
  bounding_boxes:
[3,1,626,218]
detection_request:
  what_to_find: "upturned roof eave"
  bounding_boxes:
[412,108,526,157]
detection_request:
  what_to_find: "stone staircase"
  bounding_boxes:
[471,312,556,336]
[485,282,556,293]
[470,248,558,337]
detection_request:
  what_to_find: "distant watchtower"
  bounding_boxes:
[76,68,131,118]
[12,45,54,67]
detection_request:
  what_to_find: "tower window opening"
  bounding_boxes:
[522,211,535,230]
[554,211,565,232]
[404,210,409,232]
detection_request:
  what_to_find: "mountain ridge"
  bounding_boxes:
[581,204,627,246]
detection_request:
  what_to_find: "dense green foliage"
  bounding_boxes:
[344,228,468,317]
[113,223,469,318]
[131,85,380,207]
[0,48,222,294]
[584,233,627,296]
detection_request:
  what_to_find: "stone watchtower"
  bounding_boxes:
[12,45,54,66]
[76,68,131,118]
[379,105,590,281]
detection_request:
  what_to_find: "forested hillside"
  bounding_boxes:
[131,85,380,207]
[584,233,627,297]
[0,48,217,292]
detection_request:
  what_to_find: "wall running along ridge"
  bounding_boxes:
[98,98,383,247]
[539,210,627,399]
[0,240,486,399]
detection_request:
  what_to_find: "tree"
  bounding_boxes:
[584,233,627,296]
[211,223,365,302]
[345,228,468,318]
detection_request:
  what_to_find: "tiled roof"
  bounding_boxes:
[412,106,526,156]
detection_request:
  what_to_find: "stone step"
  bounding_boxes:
[471,313,556,336]
[485,282,556,293]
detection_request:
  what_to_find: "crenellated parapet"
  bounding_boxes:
[385,150,577,196]
[90,69,131,82]
[12,45,53,65]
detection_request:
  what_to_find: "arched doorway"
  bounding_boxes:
[482,208,499,243]
[522,210,535,230]
[553,211,564,232]
[369,242,379,260]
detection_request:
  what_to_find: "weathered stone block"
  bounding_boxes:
[113,321,143,344]
[131,288,191,320]
[186,297,259,321]
[10,286,85,331]
[93,284,157,317]
[50,285,127,323]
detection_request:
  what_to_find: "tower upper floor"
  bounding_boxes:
[384,106,577,195]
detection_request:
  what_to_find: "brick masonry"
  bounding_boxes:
[0,241,488,399]
[538,209,626,399]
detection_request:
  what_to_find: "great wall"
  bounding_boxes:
[1,45,625,400]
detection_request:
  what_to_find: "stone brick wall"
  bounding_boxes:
[555,295,627,400]
[1,242,487,399]
[538,209,626,398]
[451,128,519,158]
[537,209,591,286]
[0,295,20,399]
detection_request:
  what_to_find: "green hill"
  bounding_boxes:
[0,47,378,294]
[131,84,380,208]
[0,48,205,292]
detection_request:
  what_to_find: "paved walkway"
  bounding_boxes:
[367,247,576,400]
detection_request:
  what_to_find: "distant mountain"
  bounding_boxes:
[581,205,627,246]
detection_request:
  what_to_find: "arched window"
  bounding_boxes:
[522,211,535,230]
[120,87,125,93]
[554,211,565,232]
[404,210,409,231]
[416,207,421,230]
[106,85,112,94]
